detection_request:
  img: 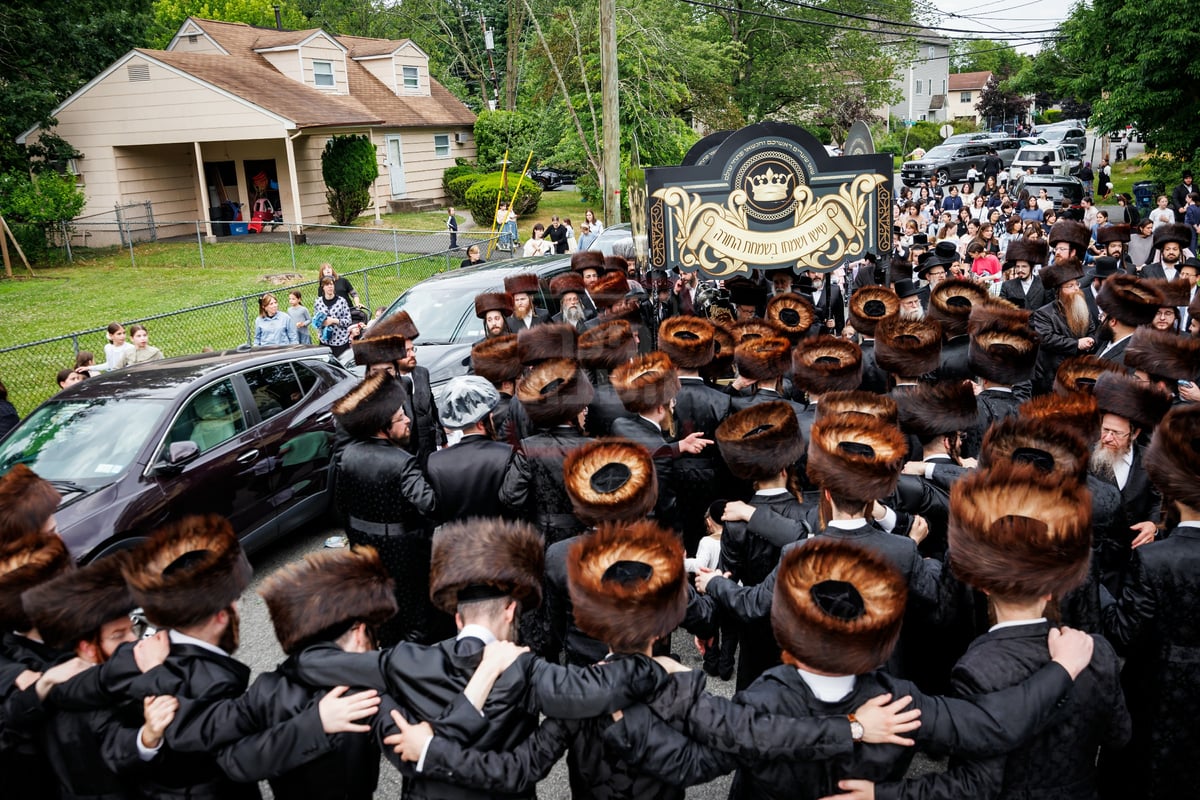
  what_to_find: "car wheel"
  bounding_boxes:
[87,535,148,564]
[936,169,951,184]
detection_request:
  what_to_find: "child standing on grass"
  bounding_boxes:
[104,323,135,371]
[287,290,312,345]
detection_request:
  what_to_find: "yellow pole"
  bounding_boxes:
[485,150,510,259]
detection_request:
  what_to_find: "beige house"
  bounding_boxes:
[948,71,992,124]
[18,17,477,243]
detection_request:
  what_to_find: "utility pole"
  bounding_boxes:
[599,0,621,226]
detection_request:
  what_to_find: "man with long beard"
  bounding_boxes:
[550,273,589,330]
[505,274,550,332]
[1031,257,1096,394]
[894,278,926,321]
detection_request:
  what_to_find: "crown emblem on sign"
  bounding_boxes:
[749,167,793,202]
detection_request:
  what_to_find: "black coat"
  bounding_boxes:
[1031,301,1096,394]
[673,377,733,552]
[0,634,67,798]
[584,376,630,437]
[999,276,1047,311]
[499,426,592,547]
[1090,444,1160,527]
[1096,334,1133,367]
[609,415,678,528]
[401,366,444,468]
[425,435,514,523]
[961,388,1021,459]
[1101,525,1200,799]
[802,283,845,333]
[505,308,552,334]
[858,340,891,395]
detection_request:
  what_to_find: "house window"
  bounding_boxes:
[402,66,419,90]
[928,79,933,95]
[313,61,334,88]
[434,134,450,158]
[961,91,971,103]
[916,81,922,96]
[928,45,935,59]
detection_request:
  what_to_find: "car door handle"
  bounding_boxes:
[236,449,260,464]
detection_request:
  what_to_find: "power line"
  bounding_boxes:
[768,0,1062,37]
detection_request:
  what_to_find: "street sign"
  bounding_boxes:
[939,123,954,138]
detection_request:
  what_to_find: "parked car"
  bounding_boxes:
[527,168,580,191]
[942,132,997,145]
[1059,143,1084,175]
[0,346,356,562]
[1011,145,1072,177]
[1010,174,1085,216]
[901,141,993,186]
[1038,125,1087,151]
[987,136,1047,168]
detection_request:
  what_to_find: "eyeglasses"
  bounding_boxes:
[1100,427,1130,440]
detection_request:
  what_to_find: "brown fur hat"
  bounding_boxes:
[1039,257,1085,291]
[967,303,1039,385]
[1125,326,1200,381]
[716,401,807,482]
[0,465,61,545]
[1096,224,1132,245]
[766,293,816,342]
[701,323,737,381]
[949,462,1092,599]
[259,546,397,655]
[1144,404,1200,511]
[1053,355,1124,395]
[471,334,522,384]
[603,255,629,275]
[372,310,419,341]
[814,391,899,427]
[1094,371,1174,432]
[1004,237,1049,267]
[430,519,544,614]
[1096,274,1165,327]
[351,333,408,367]
[516,358,594,427]
[659,316,716,369]
[1153,223,1193,250]
[550,272,586,298]
[0,533,73,631]
[848,286,900,337]
[564,439,658,525]
[874,317,943,377]
[610,352,680,412]
[567,521,687,653]
[791,338,863,395]
[896,380,979,441]
[1190,292,1200,326]
[1144,278,1194,309]
[734,336,793,383]
[807,414,906,504]
[1019,391,1100,442]
[591,271,631,308]
[577,320,637,372]
[1048,221,1091,253]
[771,538,906,675]
[474,292,514,319]
[22,552,133,652]
[332,373,408,439]
[123,515,252,630]
[517,323,577,365]
[730,318,786,343]
[928,280,990,338]
[571,250,606,274]
[979,415,1089,482]
[504,273,540,297]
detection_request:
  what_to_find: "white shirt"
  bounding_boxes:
[1113,447,1134,490]
[989,617,1048,633]
[796,668,857,702]
[826,508,897,533]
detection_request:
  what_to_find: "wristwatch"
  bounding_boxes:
[848,713,864,743]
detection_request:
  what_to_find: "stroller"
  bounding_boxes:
[247,197,283,234]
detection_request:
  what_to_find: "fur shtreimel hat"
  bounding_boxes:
[814,391,899,428]
[1039,257,1085,292]
[610,352,680,413]
[571,250,606,274]
[550,272,586,299]
[967,303,1039,385]
[577,320,637,372]
[1094,371,1173,433]
[0,465,61,545]
[1190,291,1200,326]
[471,334,521,385]
[874,317,943,378]
[0,533,72,632]
[439,375,501,429]
[591,271,631,308]
[516,358,594,427]
[1096,224,1132,245]
[567,521,687,653]
[896,380,978,441]
[1004,238,1049,267]
[517,322,577,366]
[123,515,252,630]
[474,292,514,320]
[806,414,906,504]
[1053,355,1124,395]
[1153,223,1192,250]
[734,336,793,383]
[1143,277,1194,309]
[716,401,807,482]
[1125,326,1200,381]
[22,552,133,652]
[771,538,906,675]
[1096,274,1164,327]
[702,323,737,380]
[372,310,419,341]
[730,318,786,343]
[979,415,1089,482]
[848,286,900,338]
[949,462,1092,599]
[928,280,990,338]
[791,338,863,396]
[1048,221,1090,253]
[259,546,397,655]
[564,439,658,526]
[1145,405,1200,511]
[659,316,716,369]
[766,293,817,342]
[332,373,408,439]
[1019,391,1100,442]
[503,273,540,297]
[430,519,545,614]
[351,333,407,369]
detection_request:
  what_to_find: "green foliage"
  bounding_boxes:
[0,171,87,224]
[976,75,1030,128]
[473,111,540,172]
[1145,153,1197,197]
[147,0,309,48]
[879,120,944,160]
[1037,109,1064,125]
[447,174,485,207]
[321,135,378,225]
[950,39,1027,78]
[463,173,543,226]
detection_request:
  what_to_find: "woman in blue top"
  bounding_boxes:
[254,294,298,346]
[1018,196,1045,223]
[313,278,352,357]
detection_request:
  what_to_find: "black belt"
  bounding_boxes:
[349,517,408,537]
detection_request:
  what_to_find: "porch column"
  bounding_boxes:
[371,130,382,224]
[192,142,213,240]
[284,132,306,229]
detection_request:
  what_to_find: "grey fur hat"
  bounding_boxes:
[439,375,501,429]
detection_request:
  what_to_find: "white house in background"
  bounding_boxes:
[948,71,993,124]
[886,31,952,126]
[17,17,477,243]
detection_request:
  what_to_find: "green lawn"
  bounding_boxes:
[362,188,596,242]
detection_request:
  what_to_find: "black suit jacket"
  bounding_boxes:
[999,276,1046,311]
[803,284,845,333]
[425,435,514,522]
[1093,444,1160,526]
[401,366,443,468]
[505,308,552,333]
[1097,334,1133,367]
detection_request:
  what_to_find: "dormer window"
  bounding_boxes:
[402,66,419,90]
[314,60,334,88]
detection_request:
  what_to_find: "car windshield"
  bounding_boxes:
[387,282,478,345]
[1041,129,1067,141]
[0,398,169,487]
[1020,149,1055,161]
[921,145,957,160]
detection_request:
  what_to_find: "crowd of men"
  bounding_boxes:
[2,228,1200,799]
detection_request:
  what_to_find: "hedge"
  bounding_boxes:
[447,173,484,207]
[463,173,543,226]
[442,165,481,204]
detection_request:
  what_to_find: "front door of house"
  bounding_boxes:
[386,136,406,198]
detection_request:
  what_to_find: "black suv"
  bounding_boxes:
[527,168,580,191]
[1010,174,1086,216]
[901,142,993,186]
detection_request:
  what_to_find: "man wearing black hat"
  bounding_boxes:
[798,269,845,333]
[892,278,926,321]
[1031,258,1097,395]
[1140,223,1191,281]
[1000,239,1049,311]
[1171,171,1195,222]
[917,241,958,292]
[850,252,885,294]
[1082,255,1125,326]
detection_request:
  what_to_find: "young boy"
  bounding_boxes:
[287,290,312,345]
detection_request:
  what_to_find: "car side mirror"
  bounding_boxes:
[151,441,199,476]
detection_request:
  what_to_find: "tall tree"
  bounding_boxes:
[147,0,309,48]
[950,39,1026,78]
[976,74,1030,129]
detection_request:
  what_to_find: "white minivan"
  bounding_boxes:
[1011,145,1070,177]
